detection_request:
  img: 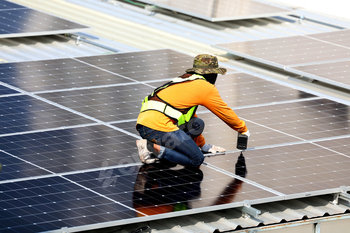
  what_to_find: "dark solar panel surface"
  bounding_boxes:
[215,29,350,90]
[0,95,94,134]
[0,85,18,95]
[38,84,154,122]
[0,176,139,233]
[76,49,196,82]
[205,142,350,195]
[0,49,349,232]
[137,0,291,22]
[0,125,140,175]
[0,0,89,38]
[0,0,24,10]
[0,151,50,181]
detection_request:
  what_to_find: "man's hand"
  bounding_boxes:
[201,144,226,154]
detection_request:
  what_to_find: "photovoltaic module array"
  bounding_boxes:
[0,0,89,38]
[215,29,350,90]
[0,49,350,233]
[137,0,292,22]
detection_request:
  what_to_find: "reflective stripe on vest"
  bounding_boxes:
[140,74,205,125]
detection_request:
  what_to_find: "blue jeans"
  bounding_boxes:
[137,125,204,167]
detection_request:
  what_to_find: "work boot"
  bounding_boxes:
[136,139,158,164]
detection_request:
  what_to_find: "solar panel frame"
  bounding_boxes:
[0,0,90,39]
[137,0,292,22]
[285,60,350,90]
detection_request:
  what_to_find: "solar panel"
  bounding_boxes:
[0,151,50,181]
[0,57,135,93]
[0,85,18,95]
[0,176,139,233]
[205,141,350,195]
[306,29,350,49]
[290,60,350,90]
[0,95,94,135]
[0,125,140,176]
[0,161,280,233]
[76,49,198,82]
[38,84,154,122]
[138,0,292,22]
[0,0,89,38]
[215,29,350,90]
[213,73,316,107]
[216,35,350,67]
[0,0,24,10]
[235,98,350,141]
[0,49,350,232]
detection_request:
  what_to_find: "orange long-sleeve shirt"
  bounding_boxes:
[136,79,247,147]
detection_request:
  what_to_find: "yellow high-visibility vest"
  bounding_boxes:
[140,74,205,126]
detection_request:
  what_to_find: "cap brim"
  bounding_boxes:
[185,67,227,75]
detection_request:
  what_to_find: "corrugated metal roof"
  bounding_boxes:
[3,0,350,232]
[113,195,350,233]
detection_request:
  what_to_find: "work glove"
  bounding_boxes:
[201,143,226,154]
[240,129,250,137]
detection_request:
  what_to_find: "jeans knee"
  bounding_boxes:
[192,153,204,167]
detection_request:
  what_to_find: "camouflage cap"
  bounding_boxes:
[186,54,227,75]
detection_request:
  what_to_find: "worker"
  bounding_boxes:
[135,54,249,167]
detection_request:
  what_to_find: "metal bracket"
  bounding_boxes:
[75,35,82,46]
[298,15,305,24]
[331,186,350,205]
[339,186,350,203]
[330,193,340,205]
[241,200,261,219]
[61,227,69,233]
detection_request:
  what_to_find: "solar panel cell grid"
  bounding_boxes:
[0,176,138,233]
[0,151,50,181]
[0,49,349,232]
[215,29,350,90]
[0,0,24,10]
[217,36,350,67]
[234,99,350,141]
[292,60,350,88]
[307,29,350,48]
[214,73,315,107]
[206,143,350,195]
[38,84,153,122]
[65,164,277,211]
[0,95,94,135]
[0,125,139,175]
[76,50,195,82]
[0,85,18,95]
[0,59,133,92]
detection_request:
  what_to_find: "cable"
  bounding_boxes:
[122,0,147,7]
